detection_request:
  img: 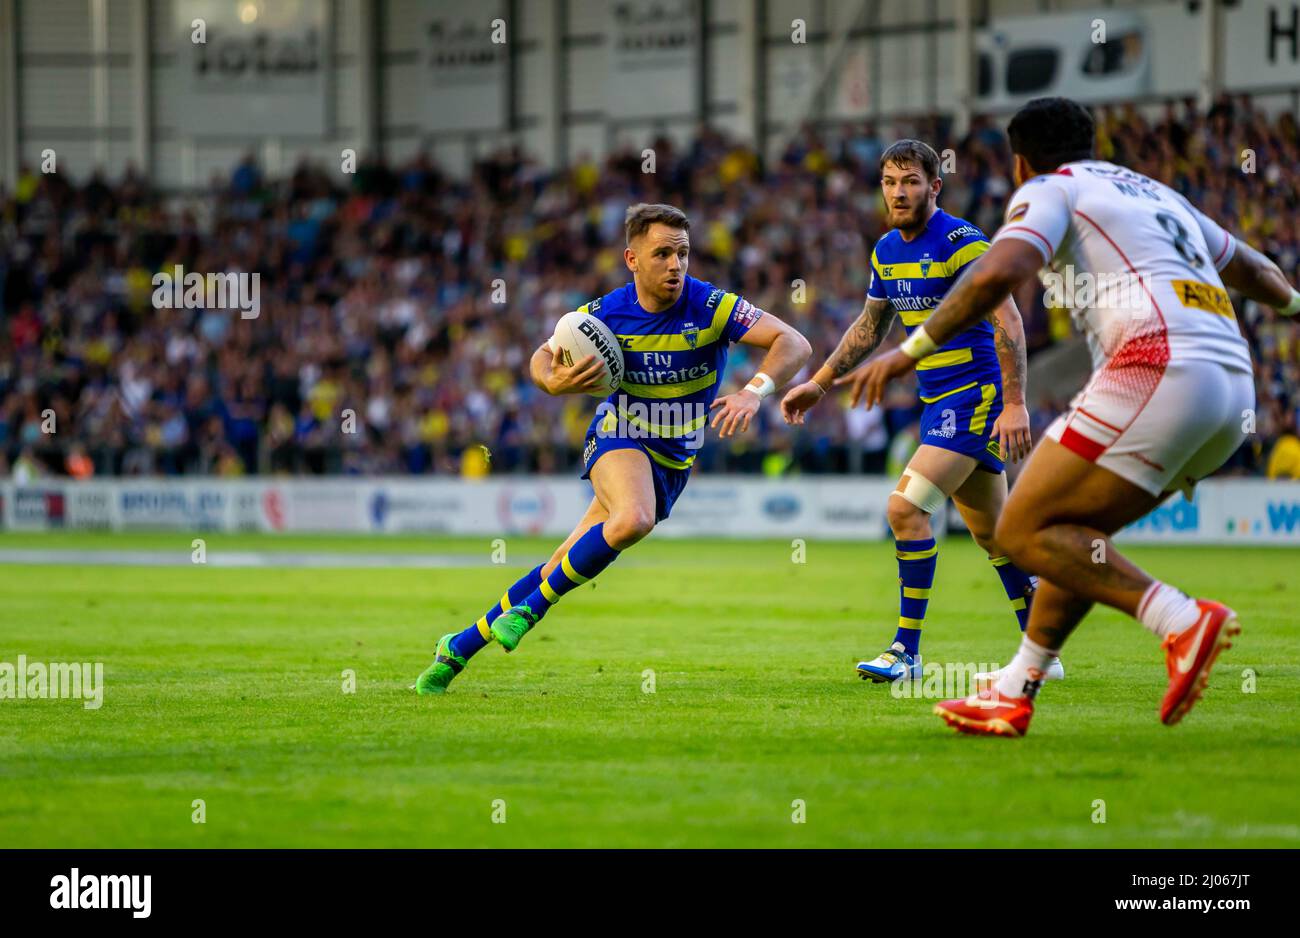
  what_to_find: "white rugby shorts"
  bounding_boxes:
[1046,349,1255,497]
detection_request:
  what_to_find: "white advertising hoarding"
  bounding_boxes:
[171,0,332,137]
[424,0,508,132]
[976,1,1299,113]
[606,0,699,120]
[4,477,1299,544]
[1224,0,1300,92]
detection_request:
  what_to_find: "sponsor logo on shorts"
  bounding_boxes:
[927,425,956,439]
[583,436,597,467]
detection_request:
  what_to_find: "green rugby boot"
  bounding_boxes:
[415,633,467,695]
[491,604,539,653]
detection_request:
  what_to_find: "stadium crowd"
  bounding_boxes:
[2,94,1298,480]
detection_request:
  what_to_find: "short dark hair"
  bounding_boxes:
[879,139,941,181]
[625,203,690,245]
[1007,97,1095,173]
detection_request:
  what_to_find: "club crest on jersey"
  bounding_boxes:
[681,324,700,348]
[919,254,933,277]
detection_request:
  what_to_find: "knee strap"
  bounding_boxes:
[891,469,948,515]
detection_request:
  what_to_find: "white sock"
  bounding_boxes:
[1137,582,1200,638]
[994,635,1059,699]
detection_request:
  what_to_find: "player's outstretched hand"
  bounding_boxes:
[991,403,1033,462]
[709,389,761,438]
[833,348,916,409]
[780,380,825,425]
[544,345,607,395]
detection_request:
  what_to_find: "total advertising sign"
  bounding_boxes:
[171,0,332,137]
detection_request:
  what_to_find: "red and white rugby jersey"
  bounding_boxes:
[993,160,1253,378]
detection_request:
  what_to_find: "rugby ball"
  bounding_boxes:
[547,310,625,397]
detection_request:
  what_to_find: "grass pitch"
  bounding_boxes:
[2,531,1297,848]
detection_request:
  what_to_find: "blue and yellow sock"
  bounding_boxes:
[522,523,622,622]
[893,537,938,656]
[447,564,544,659]
[990,555,1037,632]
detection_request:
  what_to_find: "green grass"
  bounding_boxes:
[1,532,1297,847]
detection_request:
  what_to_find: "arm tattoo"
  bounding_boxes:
[925,268,1009,347]
[990,310,1027,404]
[827,298,896,378]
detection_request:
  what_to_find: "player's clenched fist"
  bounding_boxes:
[709,389,761,438]
[780,380,826,425]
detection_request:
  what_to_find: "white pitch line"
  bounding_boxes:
[0,549,531,569]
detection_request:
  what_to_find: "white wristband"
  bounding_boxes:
[899,327,939,360]
[1280,289,1300,317]
[745,372,776,399]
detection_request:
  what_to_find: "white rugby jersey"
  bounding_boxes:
[993,160,1252,376]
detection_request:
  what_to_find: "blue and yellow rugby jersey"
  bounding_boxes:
[868,208,1001,405]
[576,275,762,470]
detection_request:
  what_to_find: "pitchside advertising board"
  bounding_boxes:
[1116,481,1300,544]
[660,477,910,540]
[2,479,1300,543]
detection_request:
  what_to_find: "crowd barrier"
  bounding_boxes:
[3,476,1299,545]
